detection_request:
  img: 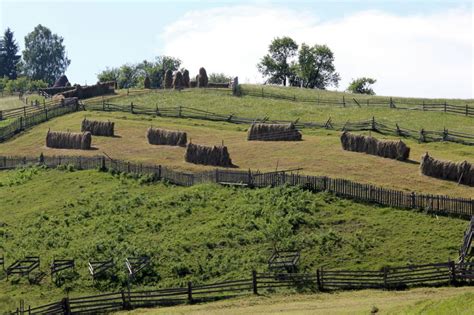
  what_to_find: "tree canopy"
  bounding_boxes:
[257,36,298,86]
[0,28,21,79]
[347,77,377,95]
[22,24,70,85]
[258,37,341,89]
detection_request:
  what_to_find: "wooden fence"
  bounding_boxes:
[12,262,474,314]
[240,87,474,118]
[0,154,472,218]
[84,102,474,146]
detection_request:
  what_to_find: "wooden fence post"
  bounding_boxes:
[419,129,426,143]
[0,110,2,120]
[215,169,219,183]
[252,270,258,294]
[342,96,345,107]
[316,268,322,291]
[102,99,105,111]
[422,100,425,111]
[444,101,447,113]
[62,297,71,315]
[158,165,162,180]
[248,169,252,186]
[371,116,376,131]
[45,108,48,120]
[449,260,456,285]
[466,105,469,116]
[187,281,193,303]
[130,102,134,114]
[383,267,388,289]
[410,192,416,209]
[101,156,106,171]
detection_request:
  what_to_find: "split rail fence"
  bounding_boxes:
[240,87,474,118]
[0,155,472,218]
[12,262,474,314]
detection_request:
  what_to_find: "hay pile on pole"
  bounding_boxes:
[146,127,187,146]
[173,71,184,90]
[164,70,173,89]
[340,131,410,161]
[46,130,92,150]
[184,143,233,167]
[420,153,474,186]
[197,67,208,88]
[182,70,190,88]
[247,123,302,141]
[81,119,115,137]
[144,76,151,89]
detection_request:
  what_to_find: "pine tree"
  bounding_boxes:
[0,28,21,79]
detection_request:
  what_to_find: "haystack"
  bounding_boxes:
[164,70,173,89]
[46,130,92,150]
[53,75,69,88]
[173,71,184,90]
[146,127,187,146]
[420,153,474,186]
[81,119,115,137]
[144,76,151,89]
[247,123,302,141]
[182,70,190,88]
[340,131,410,161]
[197,67,208,88]
[184,143,233,167]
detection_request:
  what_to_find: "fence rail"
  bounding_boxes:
[240,87,474,118]
[14,262,474,314]
[0,154,472,218]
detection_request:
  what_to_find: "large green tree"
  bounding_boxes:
[22,25,70,85]
[347,77,377,95]
[257,36,298,86]
[0,28,21,79]
[298,43,340,89]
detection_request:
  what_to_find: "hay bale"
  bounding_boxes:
[53,75,69,88]
[164,70,173,89]
[247,123,302,141]
[340,131,410,161]
[144,76,151,89]
[197,67,208,88]
[420,153,474,186]
[46,130,92,150]
[81,119,115,137]
[184,143,233,167]
[173,71,184,90]
[182,70,190,88]
[146,127,187,146]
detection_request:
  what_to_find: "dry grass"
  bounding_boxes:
[0,111,472,198]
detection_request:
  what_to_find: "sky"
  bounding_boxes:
[0,0,473,98]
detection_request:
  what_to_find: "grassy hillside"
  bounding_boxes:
[123,287,474,315]
[0,110,472,198]
[0,167,467,311]
[83,86,474,134]
[0,94,45,111]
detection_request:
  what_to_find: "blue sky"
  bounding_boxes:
[1,0,472,98]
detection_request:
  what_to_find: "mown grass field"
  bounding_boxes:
[0,167,468,312]
[0,110,472,198]
[123,287,474,315]
[0,94,45,111]
[83,86,474,134]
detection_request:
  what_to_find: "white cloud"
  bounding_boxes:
[161,5,473,98]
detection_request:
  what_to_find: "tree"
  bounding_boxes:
[118,64,139,89]
[257,36,298,86]
[208,73,231,84]
[0,28,21,79]
[22,25,70,85]
[347,77,377,95]
[298,43,340,89]
[97,67,120,83]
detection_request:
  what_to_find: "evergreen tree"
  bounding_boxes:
[0,28,21,79]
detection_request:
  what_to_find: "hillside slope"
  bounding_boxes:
[0,167,467,311]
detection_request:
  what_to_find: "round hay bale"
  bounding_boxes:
[184,143,233,167]
[420,153,473,186]
[52,94,65,102]
[182,70,190,88]
[247,123,302,141]
[340,132,410,161]
[197,67,208,88]
[46,130,92,150]
[146,127,187,146]
[164,70,173,89]
[81,119,115,137]
[173,71,184,90]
